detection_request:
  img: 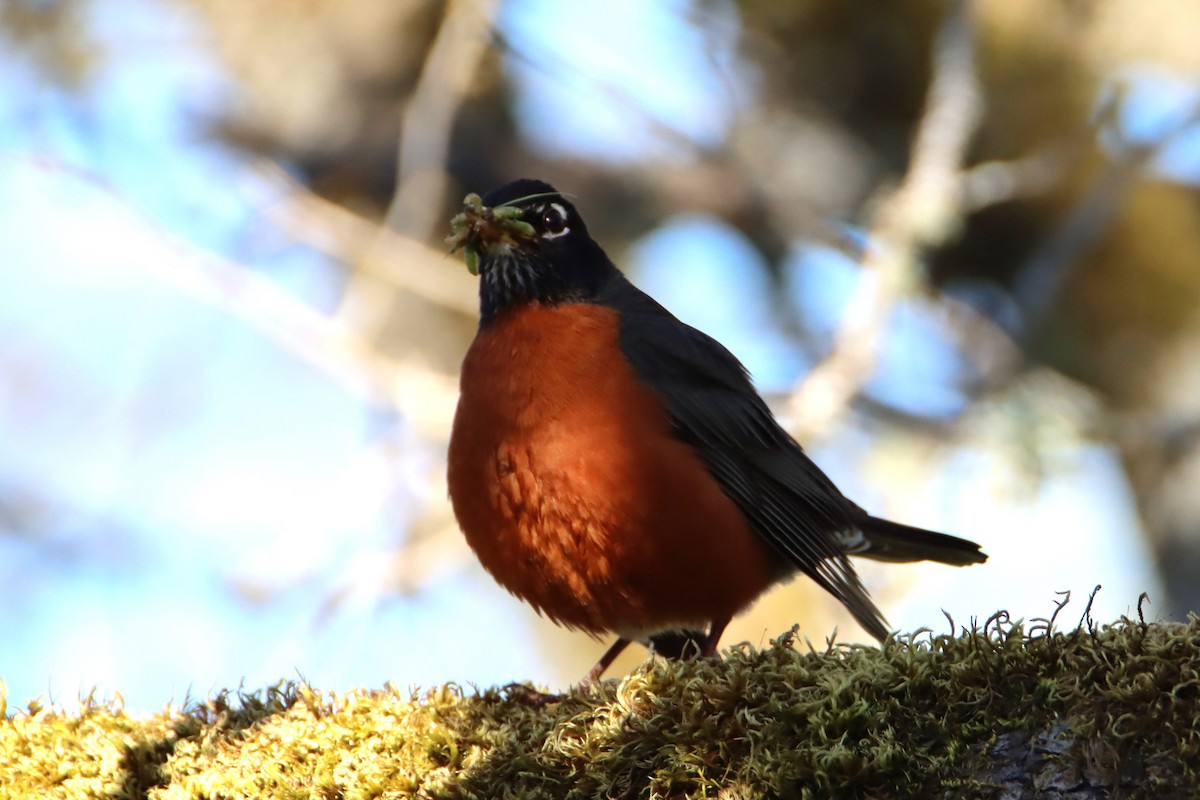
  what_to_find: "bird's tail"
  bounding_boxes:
[855,516,986,566]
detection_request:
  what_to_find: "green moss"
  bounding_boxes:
[3,612,1197,799]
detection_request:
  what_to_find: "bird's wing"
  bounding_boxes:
[601,277,889,639]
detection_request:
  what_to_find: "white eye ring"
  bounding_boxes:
[540,203,570,239]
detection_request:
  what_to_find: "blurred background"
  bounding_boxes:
[1,0,1198,711]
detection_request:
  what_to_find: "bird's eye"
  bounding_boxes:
[540,203,570,239]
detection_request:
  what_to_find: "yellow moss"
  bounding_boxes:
[2,612,1197,799]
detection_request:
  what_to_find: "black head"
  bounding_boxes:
[447,179,617,323]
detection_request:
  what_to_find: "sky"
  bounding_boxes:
[0,0,1191,712]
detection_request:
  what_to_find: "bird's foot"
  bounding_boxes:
[500,682,562,708]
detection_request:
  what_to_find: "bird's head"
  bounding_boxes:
[447,179,614,322]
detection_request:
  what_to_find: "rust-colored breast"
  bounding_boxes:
[447,302,774,636]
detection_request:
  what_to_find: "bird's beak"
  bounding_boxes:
[446,193,536,276]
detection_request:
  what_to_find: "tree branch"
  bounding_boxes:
[787,0,983,441]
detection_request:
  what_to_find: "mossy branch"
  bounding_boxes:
[3,611,1198,799]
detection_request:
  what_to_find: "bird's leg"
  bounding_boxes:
[701,617,731,657]
[582,624,728,682]
[583,637,631,682]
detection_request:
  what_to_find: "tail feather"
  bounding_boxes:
[855,516,986,566]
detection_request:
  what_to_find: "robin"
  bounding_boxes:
[446,179,986,681]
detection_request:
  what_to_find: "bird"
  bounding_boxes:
[445,178,986,681]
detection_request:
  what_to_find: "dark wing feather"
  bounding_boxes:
[599,276,890,640]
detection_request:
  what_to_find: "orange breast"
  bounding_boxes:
[447,302,774,636]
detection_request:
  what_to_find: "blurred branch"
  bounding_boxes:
[960,142,1076,212]
[386,0,501,241]
[21,155,460,439]
[0,1,95,87]
[334,0,499,343]
[494,13,873,269]
[257,163,478,317]
[787,0,983,440]
[143,226,460,438]
[495,24,715,163]
[1013,100,1200,322]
